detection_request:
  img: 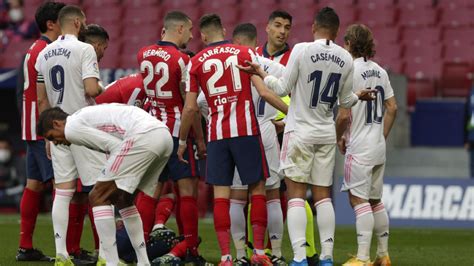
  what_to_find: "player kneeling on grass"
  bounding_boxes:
[37,104,173,266]
[338,24,397,266]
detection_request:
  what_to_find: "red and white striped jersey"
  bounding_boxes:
[22,36,50,140]
[96,73,146,108]
[137,41,190,137]
[186,41,259,142]
[256,43,292,66]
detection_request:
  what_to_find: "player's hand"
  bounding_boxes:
[337,136,347,155]
[45,140,52,160]
[177,143,188,164]
[196,139,207,159]
[237,60,265,77]
[272,119,286,134]
[356,88,377,101]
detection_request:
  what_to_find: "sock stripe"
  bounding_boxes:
[288,200,305,208]
[93,210,114,215]
[230,199,247,205]
[119,208,139,218]
[55,189,74,197]
[267,199,281,204]
[315,198,332,207]
[372,203,385,213]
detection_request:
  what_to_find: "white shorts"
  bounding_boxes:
[231,134,282,190]
[51,143,106,186]
[341,154,385,200]
[99,128,173,196]
[279,132,335,186]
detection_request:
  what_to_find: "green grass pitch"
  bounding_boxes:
[0,214,473,265]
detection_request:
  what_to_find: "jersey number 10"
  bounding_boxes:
[366,86,385,124]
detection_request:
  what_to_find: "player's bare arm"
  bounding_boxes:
[237,60,267,78]
[251,75,288,115]
[336,107,351,155]
[383,96,398,139]
[177,91,199,163]
[83,77,103,98]
[37,82,51,114]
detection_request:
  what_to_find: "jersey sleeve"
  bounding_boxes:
[383,71,395,100]
[338,63,359,108]
[81,44,100,80]
[35,51,44,83]
[65,118,121,154]
[178,55,190,84]
[258,56,285,78]
[263,43,303,97]
[197,91,209,120]
[95,80,120,104]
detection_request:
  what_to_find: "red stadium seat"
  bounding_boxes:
[123,7,161,25]
[161,0,199,9]
[357,8,396,27]
[335,8,357,27]
[407,79,437,109]
[443,28,474,45]
[58,0,81,4]
[83,0,120,9]
[404,44,442,59]
[240,0,276,7]
[120,53,140,69]
[318,0,354,10]
[372,43,403,73]
[443,42,474,63]
[398,9,437,27]
[86,7,122,24]
[437,0,474,10]
[202,5,238,25]
[122,0,159,8]
[371,26,400,45]
[201,0,238,9]
[440,62,473,97]
[99,23,121,42]
[403,57,442,80]
[402,27,440,47]
[398,0,434,10]
[122,24,160,41]
[440,9,474,28]
[356,0,395,10]
[1,41,32,68]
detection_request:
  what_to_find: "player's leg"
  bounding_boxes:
[232,136,269,265]
[304,200,318,264]
[135,186,160,241]
[370,164,391,266]
[310,144,337,265]
[67,189,91,260]
[50,144,78,261]
[17,140,54,261]
[230,185,249,262]
[153,181,175,230]
[206,139,234,263]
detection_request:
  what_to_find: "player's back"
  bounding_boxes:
[137,41,189,137]
[286,39,353,144]
[22,36,50,140]
[36,34,99,114]
[346,58,394,165]
[96,74,145,107]
[188,42,259,141]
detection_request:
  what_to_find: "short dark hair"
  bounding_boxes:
[314,7,340,36]
[79,24,109,43]
[268,10,292,24]
[164,11,191,29]
[35,1,66,33]
[58,5,84,27]
[37,107,69,137]
[344,24,376,59]
[199,13,222,31]
[232,23,257,40]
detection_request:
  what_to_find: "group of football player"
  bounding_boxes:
[16,1,397,266]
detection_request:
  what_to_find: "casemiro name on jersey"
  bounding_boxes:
[44,47,71,61]
[310,52,345,68]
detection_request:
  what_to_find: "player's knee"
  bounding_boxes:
[349,193,367,208]
[25,179,45,192]
[265,188,280,200]
[177,178,196,197]
[248,180,266,196]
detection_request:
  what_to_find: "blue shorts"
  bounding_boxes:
[26,140,53,183]
[206,135,269,186]
[159,137,200,182]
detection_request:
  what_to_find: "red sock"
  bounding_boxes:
[174,187,184,235]
[179,196,199,255]
[135,191,157,241]
[280,193,288,222]
[170,239,188,257]
[67,203,81,254]
[214,198,231,256]
[75,203,88,252]
[19,188,41,249]
[88,205,100,250]
[250,195,267,250]
[154,196,174,226]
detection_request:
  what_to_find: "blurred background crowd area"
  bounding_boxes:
[0,0,472,212]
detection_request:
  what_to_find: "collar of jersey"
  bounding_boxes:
[314,39,333,46]
[157,40,179,49]
[207,40,231,47]
[262,42,290,58]
[59,34,77,40]
[40,35,52,44]
[354,57,369,63]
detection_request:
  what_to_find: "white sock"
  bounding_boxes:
[372,202,390,257]
[221,254,232,261]
[288,198,307,262]
[152,224,165,231]
[354,203,374,261]
[267,199,283,257]
[119,206,150,266]
[230,199,247,259]
[52,189,74,259]
[93,205,119,265]
[315,198,335,260]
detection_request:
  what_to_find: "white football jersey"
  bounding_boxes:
[264,39,358,144]
[35,34,100,114]
[65,103,168,153]
[345,57,394,165]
